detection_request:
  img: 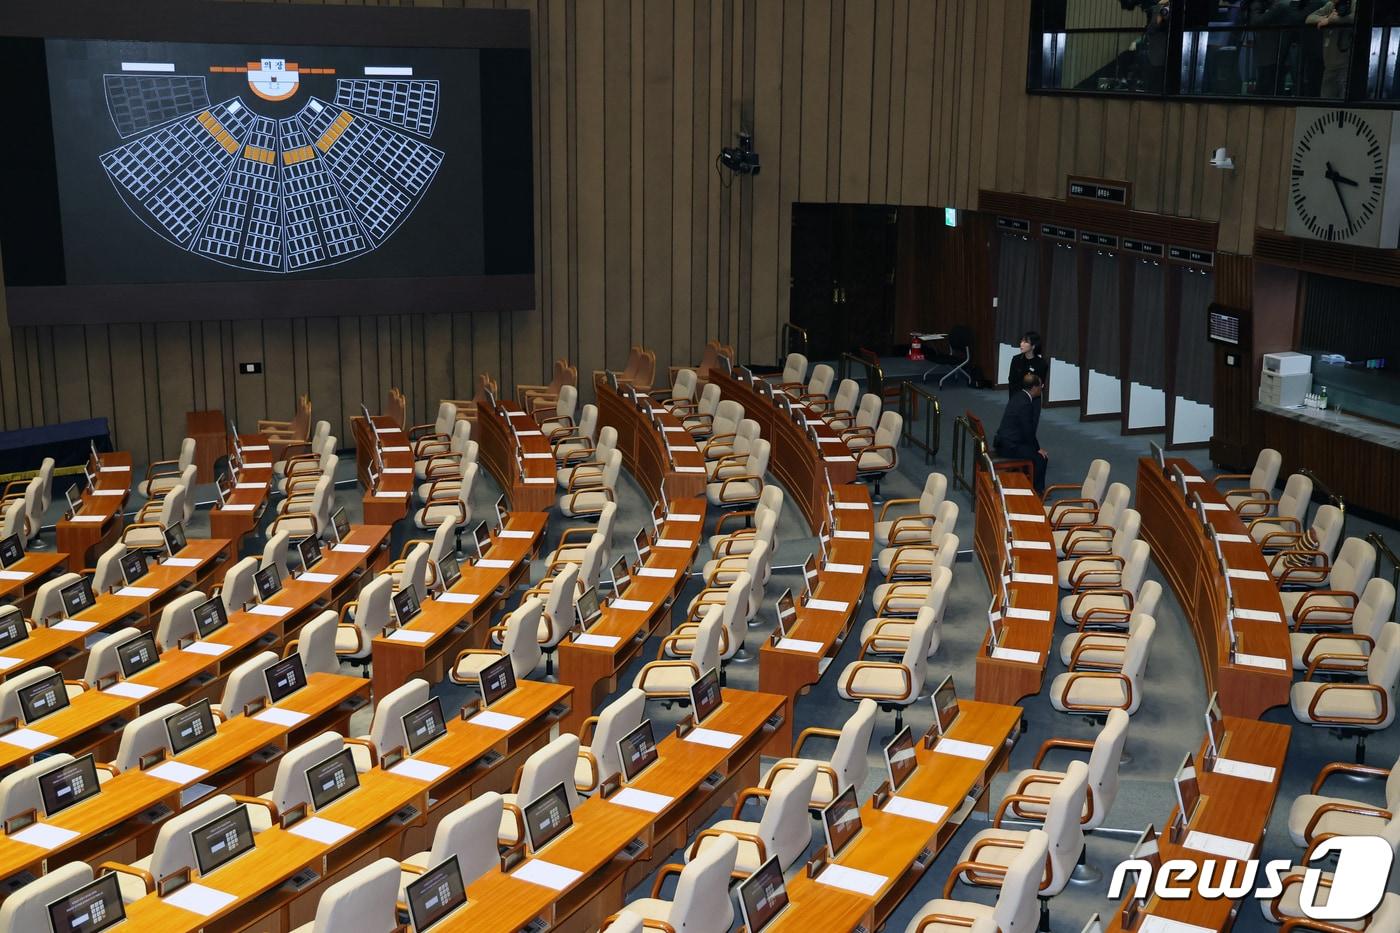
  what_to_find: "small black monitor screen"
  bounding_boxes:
[332,508,351,543]
[60,578,95,618]
[617,719,658,782]
[479,654,516,707]
[165,699,216,755]
[406,854,468,931]
[193,596,228,638]
[690,667,722,724]
[262,654,307,703]
[191,804,255,876]
[0,611,28,650]
[19,672,69,723]
[253,564,281,601]
[297,536,321,572]
[1174,753,1201,827]
[523,782,572,853]
[437,554,461,590]
[403,697,448,754]
[306,748,359,810]
[39,754,100,817]
[163,522,187,556]
[116,632,159,678]
[801,553,818,600]
[0,534,22,567]
[775,589,796,636]
[392,586,422,625]
[932,676,960,736]
[119,551,148,586]
[46,873,125,933]
[884,726,917,792]
[822,784,862,858]
[495,496,509,529]
[472,522,492,561]
[610,555,630,593]
[737,856,789,933]
[576,586,601,629]
[634,529,650,563]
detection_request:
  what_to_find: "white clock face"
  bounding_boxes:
[1290,110,1386,243]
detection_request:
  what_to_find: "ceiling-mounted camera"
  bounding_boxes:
[720,132,761,176]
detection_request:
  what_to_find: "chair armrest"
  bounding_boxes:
[915,912,987,932]
[1306,682,1389,726]
[1058,672,1133,713]
[648,862,687,900]
[993,792,1053,827]
[687,827,767,865]
[342,736,378,768]
[1062,525,1113,556]
[499,801,526,847]
[942,859,1009,897]
[730,786,773,819]
[575,748,599,792]
[1303,800,1392,844]
[228,794,279,821]
[838,661,912,700]
[716,475,762,503]
[713,510,755,536]
[1031,736,1097,770]
[792,726,843,757]
[1312,761,1390,794]
[855,444,897,469]
[99,861,154,895]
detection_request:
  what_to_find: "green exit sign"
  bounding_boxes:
[944,208,957,227]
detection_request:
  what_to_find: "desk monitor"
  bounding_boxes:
[470,522,492,562]
[494,496,509,531]
[932,676,960,736]
[1149,440,1167,475]
[634,528,652,566]
[576,586,602,630]
[609,555,631,594]
[821,784,863,858]
[262,654,307,704]
[1172,752,1202,830]
[403,697,448,754]
[1204,692,1225,758]
[650,500,665,538]
[296,536,322,574]
[118,551,148,587]
[116,632,159,679]
[1120,826,1160,929]
[480,654,516,707]
[816,521,830,565]
[757,378,774,400]
[0,610,28,651]
[0,533,22,568]
[193,595,228,639]
[306,747,359,811]
[658,478,670,517]
[165,699,216,755]
[331,507,351,544]
[622,383,639,406]
[690,667,722,724]
[163,522,187,557]
[617,719,658,782]
[884,726,917,792]
[253,564,281,602]
[774,589,796,638]
[214,474,229,508]
[406,854,468,932]
[191,804,255,876]
[60,577,95,619]
[64,484,83,517]
[437,553,462,592]
[39,754,100,817]
[45,872,125,933]
[392,586,422,627]
[800,552,819,603]
[1189,492,1210,527]
[737,855,790,933]
[986,597,1004,654]
[1170,465,1190,500]
[775,392,793,415]
[523,782,573,854]
[19,671,69,723]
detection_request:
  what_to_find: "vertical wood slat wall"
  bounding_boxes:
[0,0,1294,465]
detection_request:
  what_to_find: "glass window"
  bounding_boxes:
[1033,0,1172,94]
[1298,272,1400,426]
[1179,1,1354,100]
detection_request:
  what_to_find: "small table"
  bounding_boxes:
[186,410,228,483]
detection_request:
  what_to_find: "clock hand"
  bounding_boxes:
[1324,161,1360,187]
[1331,174,1354,229]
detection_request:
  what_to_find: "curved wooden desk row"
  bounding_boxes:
[972,469,1058,706]
[0,552,70,615]
[477,402,558,513]
[596,382,708,502]
[1137,458,1291,718]
[352,415,416,527]
[56,451,133,573]
[207,436,274,553]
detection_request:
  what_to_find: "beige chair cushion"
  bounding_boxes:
[874,517,931,548]
[907,900,996,933]
[706,480,760,506]
[1291,681,1386,723]
[1005,769,1091,821]
[838,664,909,700]
[454,651,505,681]
[1281,590,1353,625]
[877,547,937,577]
[1056,557,1121,589]
[691,818,763,874]
[637,663,695,695]
[1052,527,1111,556]
[1058,632,1128,666]
[1050,672,1130,711]
[766,757,836,807]
[1286,793,1382,846]
[1059,592,1131,625]
[873,582,929,614]
[1289,632,1369,670]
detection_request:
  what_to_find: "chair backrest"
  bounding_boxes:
[594,502,617,562]
[732,420,761,457]
[428,520,454,570]
[712,400,744,438]
[311,857,401,933]
[296,610,340,676]
[782,353,808,386]
[310,420,332,455]
[752,511,778,552]
[220,651,277,715]
[808,364,835,397]
[1041,760,1089,893]
[595,426,620,463]
[176,466,198,523]
[114,701,185,771]
[758,760,819,868]
[159,484,187,527]
[831,698,877,793]
[994,829,1050,933]
[449,419,473,457]
[400,542,430,601]
[689,605,724,674]
[1090,483,1127,530]
[0,666,62,723]
[150,793,241,881]
[669,834,738,932]
[590,688,647,781]
[573,405,599,443]
[1277,473,1313,524]
[434,401,457,436]
[577,535,606,591]
[1085,708,1130,830]
[853,394,882,431]
[92,542,127,594]
[1307,504,1345,559]
[352,575,393,647]
[755,485,785,531]
[745,543,769,607]
[1,500,22,540]
[720,574,750,659]
[455,462,480,519]
[918,473,948,515]
[748,439,772,479]
[923,565,954,630]
[873,411,902,448]
[899,610,936,698]
[1120,615,1157,689]
[600,449,623,489]
[271,731,345,814]
[555,384,579,421]
[927,500,959,543]
[84,626,140,686]
[0,859,92,932]
[32,572,79,622]
[1120,540,1151,594]
[0,752,75,824]
[1251,448,1283,492]
[369,678,428,757]
[23,477,43,532]
[309,474,334,528]
[694,383,720,418]
[503,597,545,679]
[1332,537,1377,593]
[516,733,581,811]
[1112,509,1143,554]
[932,532,959,576]
[1366,625,1400,721]
[830,378,860,415]
[430,791,504,890]
[542,564,580,648]
[262,531,291,576]
[673,369,697,403]
[221,557,259,611]
[1354,578,1399,642]
[36,458,55,513]
[1079,459,1109,503]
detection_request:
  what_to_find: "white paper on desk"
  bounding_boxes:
[1234,652,1287,670]
[437,592,479,605]
[146,760,209,785]
[164,557,201,568]
[162,882,238,916]
[683,727,740,749]
[817,864,888,897]
[524,477,555,484]
[507,411,530,419]
[834,502,869,511]
[288,817,355,845]
[389,758,451,783]
[374,426,396,433]
[665,512,702,522]
[498,529,533,539]
[1234,608,1281,623]
[0,570,31,581]
[252,707,309,727]
[610,788,673,813]
[663,426,686,433]
[1006,606,1052,622]
[1012,540,1052,551]
[1183,831,1254,861]
[184,640,231,657]
[375,490,409,499]
[50,619,96,633]
[806,598,849,613]
[469,710,524,731]
[100,465,130,472]
[884,796,948,824]
[514,859,583,891]
[387,629,434,644]
[516,430,544,437]
[1010,572,1053,586]
[115,586,159,598]
[1140,917,1216,933]
[675,466,705,473]
[991,646,1042,664]
[833,530,870,540]
[776,637,823,654]
[242,445,270,452]
[69,515,105,523]
[1214,758,1277,783]
[1183,475,1206,484]
[220,503,255,512]
[1201,502,1230,511]
[1007,512,1046,523]
[333,543,371,554]
[9,822,80,850]
[1004,488,1036,497]
[818,437,845,445]
[476,559,513,570]
[0,728,54,750]
[824,456,856,464]
[235,482,263,490]
[91,489,124,497]
[382,468,411,475]
[637,567,677,579]
[655,538,690,549]
[0,657,19,671]
[668,446,700,454]
[1216,533,1252,543]
[935,738,994,761]
[103,681,157,700]
[249,604,291,617]
[298,572,338,584]
[1228,568,1270,582]
[382,446,411,453]
[610,599,651,611]
[824,562,864,574]
[573,633,621,648]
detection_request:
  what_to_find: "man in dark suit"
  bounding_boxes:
[994,373,1048,492]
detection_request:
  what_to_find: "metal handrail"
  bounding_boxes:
[1297,467,1346,541]
[899,382,941,465]
[838,351,874,387]
[1367,532,1400,623]
[952,414,978,495]
[781,323,809,359]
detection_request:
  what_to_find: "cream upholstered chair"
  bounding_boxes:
[386,541,430,599]
[0,499,23,546]
[1285,748,1400,849]
[852,410,902,497]
[83,626,142,687]
[577,688,646,793]
[1058,610,1157,669]
[1269,504,1346,584]
[352,678,427,769]
[261,530,291,578]
[90,541,128,594]
[262,732,372,827]
[683,383,722,438]
[1005,708,1128,837]
[706,438,769,509]
[1291,623,1400,762]
[1043,458,1110,527]
[672,575,749,670]
[772,353,809,395]
[1265,887,1400,930]
[704,420,759,479]
[821,378,861,431]
[113,702,185,772]
[558,425,618,487]
[537,384,580,437]
[838,394,883,446]
[610,835,738,933]
[544,501,615,568]
[273,419,331,480]
[1242,472,1313,543]
[872,533,958,616]
[451,597,544,686]
[529,563,579,674]
[30,572,79,623]
[1290,578,1396,673]
[1213,447,1282,512]
[797,363,837,409]
[417,420,474,491]
[139,438,195,499]
[0,862,96,929]
[413,462,476,536]
[0,666,86,721]
[636,605,723,700]
[907,830,1048,933]
[703,511,775,582]
[1058,540,1152,628]
[559,449,622,518]
[875,473,948,547]
[8,477,44,548]
[0,755,115,830]
[335,575,391,664]
[699,401,744,460]
[529,532,603,603]
[268,474,332,538]
[1051,481,1130,557]
[218,557,258,612]
[416,446,479,503]
[553,404,599,464]
[708,486,784,560]
[687,760,818,874]
[859,565,951,658]
[1057,510,1141,589]
[760,697,876,808]
[123,484,187,550]
[1281,537,1378,629]
[398,792,503,896]
[1050,616,1156,717]
[498,734,582,846]
[277,443,335,498]
[289,857,400,933]
[289,610,339,677]
[409,401,458,461]
[387,522,453,594]
[877,500,959,578]
[213,651,277,720]
[654,368,697,413]
[837,609,935,735]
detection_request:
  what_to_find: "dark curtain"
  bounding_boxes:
[995,234,1040,346]
[1045,244,1080,365]
[1130,259,1167,389]
[1300,272,1400,362]
[1086,251,1121,376]
[1175,268,1215,404]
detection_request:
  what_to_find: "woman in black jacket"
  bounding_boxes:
[1007,331,1049,396]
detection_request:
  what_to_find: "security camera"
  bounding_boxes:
[720,132,761,176]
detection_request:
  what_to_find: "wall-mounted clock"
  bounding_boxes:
[1287,108,1400,248]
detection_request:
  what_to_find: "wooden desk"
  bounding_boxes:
[556,498,705,735]
[435,689,786,933]
[352,415,416,527]
[207,436,273,551]
[0,552,70,615]
[1137,458,1291,717]
[185,409,228,484]
[596,383,708,500]
[56,452,132,572]
[767,700,1022,933]
[972,469,1059,705]
[477,401,559,513]
[1105,716,1290,933]
[370,512,547,700]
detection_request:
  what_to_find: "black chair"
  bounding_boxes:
[923,325,973,387]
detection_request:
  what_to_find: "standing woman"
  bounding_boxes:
[1007,331,1049,396]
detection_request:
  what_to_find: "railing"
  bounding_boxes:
[1298,467,1347,541]
[837,351,873,387]
[1368,533,1400,624]
[899,382,941,465]
[781,322,809,359]
[952,414,979,495]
